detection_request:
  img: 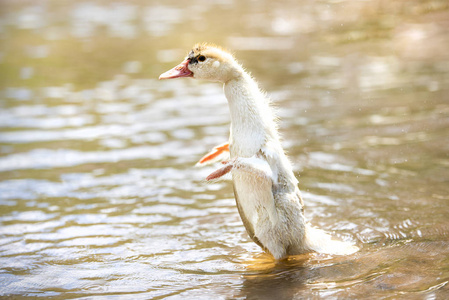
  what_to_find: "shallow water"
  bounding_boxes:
[1,0,449,299]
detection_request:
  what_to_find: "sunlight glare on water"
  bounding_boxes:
[1,0,449,299]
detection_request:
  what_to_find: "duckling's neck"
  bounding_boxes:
[224,73,277,158]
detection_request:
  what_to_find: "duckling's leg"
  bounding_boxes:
[206,156,272,181]
[206,163,233,181]
[196,142,229,166]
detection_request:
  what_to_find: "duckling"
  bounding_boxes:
[159,43,358,259]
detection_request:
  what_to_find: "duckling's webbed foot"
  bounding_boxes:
[206,156,273,181]
[196,142,229,166]
[206,163,233,181]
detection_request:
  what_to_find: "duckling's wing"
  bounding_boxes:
[233,183,268,251]
[230,155,279,226]
[231,155,277,252]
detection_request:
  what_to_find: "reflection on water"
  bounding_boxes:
[1,0,449,298]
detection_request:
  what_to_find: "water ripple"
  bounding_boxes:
[1,1,449,298]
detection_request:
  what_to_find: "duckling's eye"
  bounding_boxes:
[198,55,206,62]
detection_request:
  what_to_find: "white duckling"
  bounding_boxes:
[160,43,358,259]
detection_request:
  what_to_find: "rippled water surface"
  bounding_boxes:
[1,0,449,299]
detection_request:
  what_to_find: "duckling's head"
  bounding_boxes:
[159,43,242,83]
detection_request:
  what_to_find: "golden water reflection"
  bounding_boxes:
[1,0,449,298]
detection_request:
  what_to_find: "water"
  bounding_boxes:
[1,0,449,298]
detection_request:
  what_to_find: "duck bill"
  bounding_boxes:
[159,59,193,79]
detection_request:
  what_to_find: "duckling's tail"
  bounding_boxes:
[304,224,359,255]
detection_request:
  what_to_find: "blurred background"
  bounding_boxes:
[1,0,448,299]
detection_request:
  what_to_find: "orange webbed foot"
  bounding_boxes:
[196,142,230,166]
[206,163,233,181]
